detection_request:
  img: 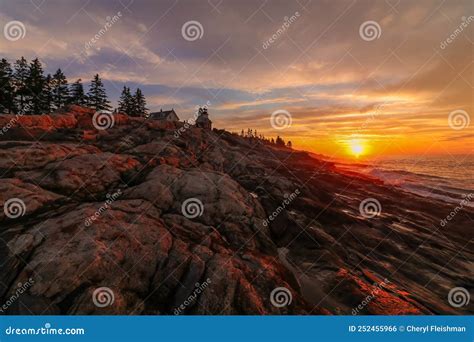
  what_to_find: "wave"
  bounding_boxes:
[337,163,474,207]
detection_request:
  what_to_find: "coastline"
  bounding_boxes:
[0,107,472,315]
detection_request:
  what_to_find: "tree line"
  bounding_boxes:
[240,128,292,148]
[117,86,148,117]
[0,57,148,116]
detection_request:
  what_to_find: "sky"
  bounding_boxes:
[0,0,472,159]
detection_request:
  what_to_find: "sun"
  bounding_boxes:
[348,139,365,157]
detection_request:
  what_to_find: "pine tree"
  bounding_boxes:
[27,58,45,114]
[134,88,148,117]
[117,86,132,114]
[87,74,111,111]
[69,79,87,106]
[0,58,16,114]
[51,69,69,110]
[128,94,137,116]
[13,57,29,114]
[42,74,54,113]
[275,136,285,146]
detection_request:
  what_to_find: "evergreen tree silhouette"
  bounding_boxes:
[134,88,148,117]
[275,136,285,146]
[117,86,133,114]
[27,58,45,114]
[87,74,111,111]
[13,57,29,114]
[51,69,69,109]
[69,79,87,106]
[42,74,54,114]
[0,58,16,114]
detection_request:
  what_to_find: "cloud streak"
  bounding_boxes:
[0,0,472,157]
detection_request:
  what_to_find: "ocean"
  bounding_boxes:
[336,155,474,207]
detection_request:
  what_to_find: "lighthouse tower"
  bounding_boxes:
[195,107,212,130]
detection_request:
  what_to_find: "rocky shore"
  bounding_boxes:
[0,106,472,315]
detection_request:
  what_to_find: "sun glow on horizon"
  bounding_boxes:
[348,139,366,158]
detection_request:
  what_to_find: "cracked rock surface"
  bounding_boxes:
[0,106,472,315]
